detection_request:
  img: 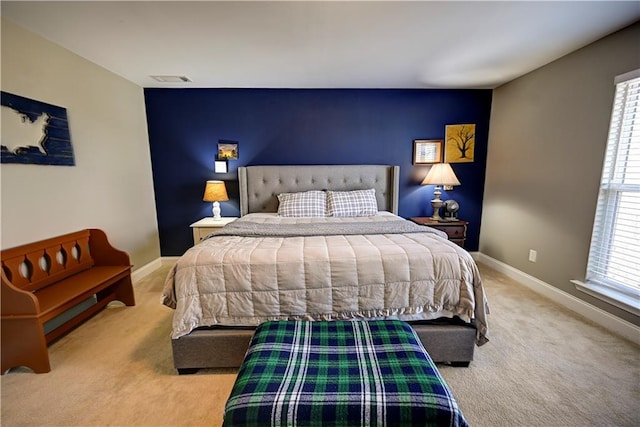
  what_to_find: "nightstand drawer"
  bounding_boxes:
[440,225,466,240]
[193,227,222,243]
[409,217,468,248]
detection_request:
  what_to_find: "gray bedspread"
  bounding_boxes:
[162,213,488,345]
[211,218,438,238]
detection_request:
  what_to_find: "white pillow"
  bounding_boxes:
[277,190,327,217]
[326,189,378,217]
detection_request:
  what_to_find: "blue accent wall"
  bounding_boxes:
[144,88,492,256]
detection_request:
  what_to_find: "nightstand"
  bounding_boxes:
[410,217,468,248]
[190,217,237,245]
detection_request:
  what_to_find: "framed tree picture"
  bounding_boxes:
[445,124,475,163]
[413,139,443,164]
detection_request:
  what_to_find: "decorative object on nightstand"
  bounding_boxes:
[203,180,229,220]
[421,163,460,220]
[410,217,468,248]
[190,217,238,244]
[442,199,459,220]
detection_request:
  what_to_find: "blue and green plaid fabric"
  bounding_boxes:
[223,320,469,427]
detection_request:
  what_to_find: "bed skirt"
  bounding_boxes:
[172,321,475,374]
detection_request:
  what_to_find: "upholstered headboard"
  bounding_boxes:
[238,165,400,216]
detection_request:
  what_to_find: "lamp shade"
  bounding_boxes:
[203,180,229,202]
[421,163,461,186]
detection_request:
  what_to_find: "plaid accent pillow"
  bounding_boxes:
[326,188,378,217]
[277,190,327,217]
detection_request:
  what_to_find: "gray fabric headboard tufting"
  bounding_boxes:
[238,165,400,216]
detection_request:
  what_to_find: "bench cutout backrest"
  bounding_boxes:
[1,230,95,292]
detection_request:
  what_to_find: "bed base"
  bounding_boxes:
[172,323,475,374]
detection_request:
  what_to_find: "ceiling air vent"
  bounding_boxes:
[150,75,192,83]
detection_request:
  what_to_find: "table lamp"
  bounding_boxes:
[203,180,229,220]
[421,163,460,220]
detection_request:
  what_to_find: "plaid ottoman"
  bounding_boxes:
[223,320,468,427]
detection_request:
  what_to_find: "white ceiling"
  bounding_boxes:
[2,1,639,89]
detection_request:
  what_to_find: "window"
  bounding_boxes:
[574,69,640,316]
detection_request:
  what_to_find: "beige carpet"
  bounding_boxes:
[1,262,638,427]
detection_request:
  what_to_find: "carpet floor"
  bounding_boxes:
[1,262,638,426]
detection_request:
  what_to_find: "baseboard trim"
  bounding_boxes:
[476,253,640,345]
[131,258,163,283]
[161,256,181,265]
[131,257,181,282]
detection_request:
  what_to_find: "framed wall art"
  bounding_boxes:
[1,91,75,166]
[445,124,475,163]
[412,139,443,165]
[217,140,238,160]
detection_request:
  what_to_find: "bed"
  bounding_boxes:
[162,165,488,374]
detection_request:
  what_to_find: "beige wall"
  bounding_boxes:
[1,19,160,270]
[481,22,640,325]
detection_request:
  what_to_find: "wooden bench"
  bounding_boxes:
[1,229,134,374]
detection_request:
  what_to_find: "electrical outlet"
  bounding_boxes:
[529,249,537,263]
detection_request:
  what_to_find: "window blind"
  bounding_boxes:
[586,69,640,296]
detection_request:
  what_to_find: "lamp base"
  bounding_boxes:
[212,201,222,221]
[430,186,444,220]
[430,199,444,220]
